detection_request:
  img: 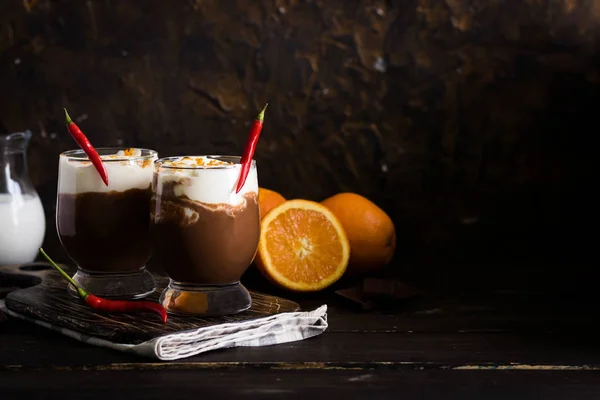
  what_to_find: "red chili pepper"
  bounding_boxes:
[235,103,268,194]
[39,248,167,323]
[63,108,109,186]
[84,294,167,323]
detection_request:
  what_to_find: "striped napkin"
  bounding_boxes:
[0,300,328,361]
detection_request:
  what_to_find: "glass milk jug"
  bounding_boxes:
[0,131,46,265]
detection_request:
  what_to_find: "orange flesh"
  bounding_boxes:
[265,208,344,283]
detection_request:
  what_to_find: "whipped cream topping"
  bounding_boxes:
[58,148,157,194]
[154,156,258,205]
[159,156,233,169]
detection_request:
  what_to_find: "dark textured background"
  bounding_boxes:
[1,0,598,292]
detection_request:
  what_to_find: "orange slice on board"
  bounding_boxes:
[255,199,350,292]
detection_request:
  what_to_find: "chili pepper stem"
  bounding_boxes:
[63,108,74,126]
[256,103,268,122]
[39,248,88,299]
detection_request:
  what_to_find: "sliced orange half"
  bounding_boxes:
[255,199,350,292]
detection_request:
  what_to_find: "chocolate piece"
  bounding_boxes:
[335,286,377,310]
[362,278,421,300]
[335,278,420,310]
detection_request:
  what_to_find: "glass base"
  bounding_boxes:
[159,281,252,316]
[67,268,156,300]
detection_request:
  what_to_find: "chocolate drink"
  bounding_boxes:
[150,190,259,284]
[57,187,152,272]
[57,148,157,275]
[150,156,260,285]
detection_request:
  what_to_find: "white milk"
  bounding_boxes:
[0,193,46,265]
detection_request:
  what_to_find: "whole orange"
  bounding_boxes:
[258,188,286,219]
[321,192,396,275]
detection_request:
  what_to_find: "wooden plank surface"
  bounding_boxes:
[2,262,600,369]
[3,263,600,398]
[2,326,600,369]
[2,368,600,400]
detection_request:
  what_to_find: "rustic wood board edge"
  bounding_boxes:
[2,263,302,344]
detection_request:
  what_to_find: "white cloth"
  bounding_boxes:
[0,300,328,361]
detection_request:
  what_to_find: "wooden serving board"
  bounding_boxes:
[0,263,300,345]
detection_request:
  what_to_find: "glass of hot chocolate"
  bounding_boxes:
[56,147,158,299]
[150,155,260,316]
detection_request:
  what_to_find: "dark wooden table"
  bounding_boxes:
[2,267,600,399]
